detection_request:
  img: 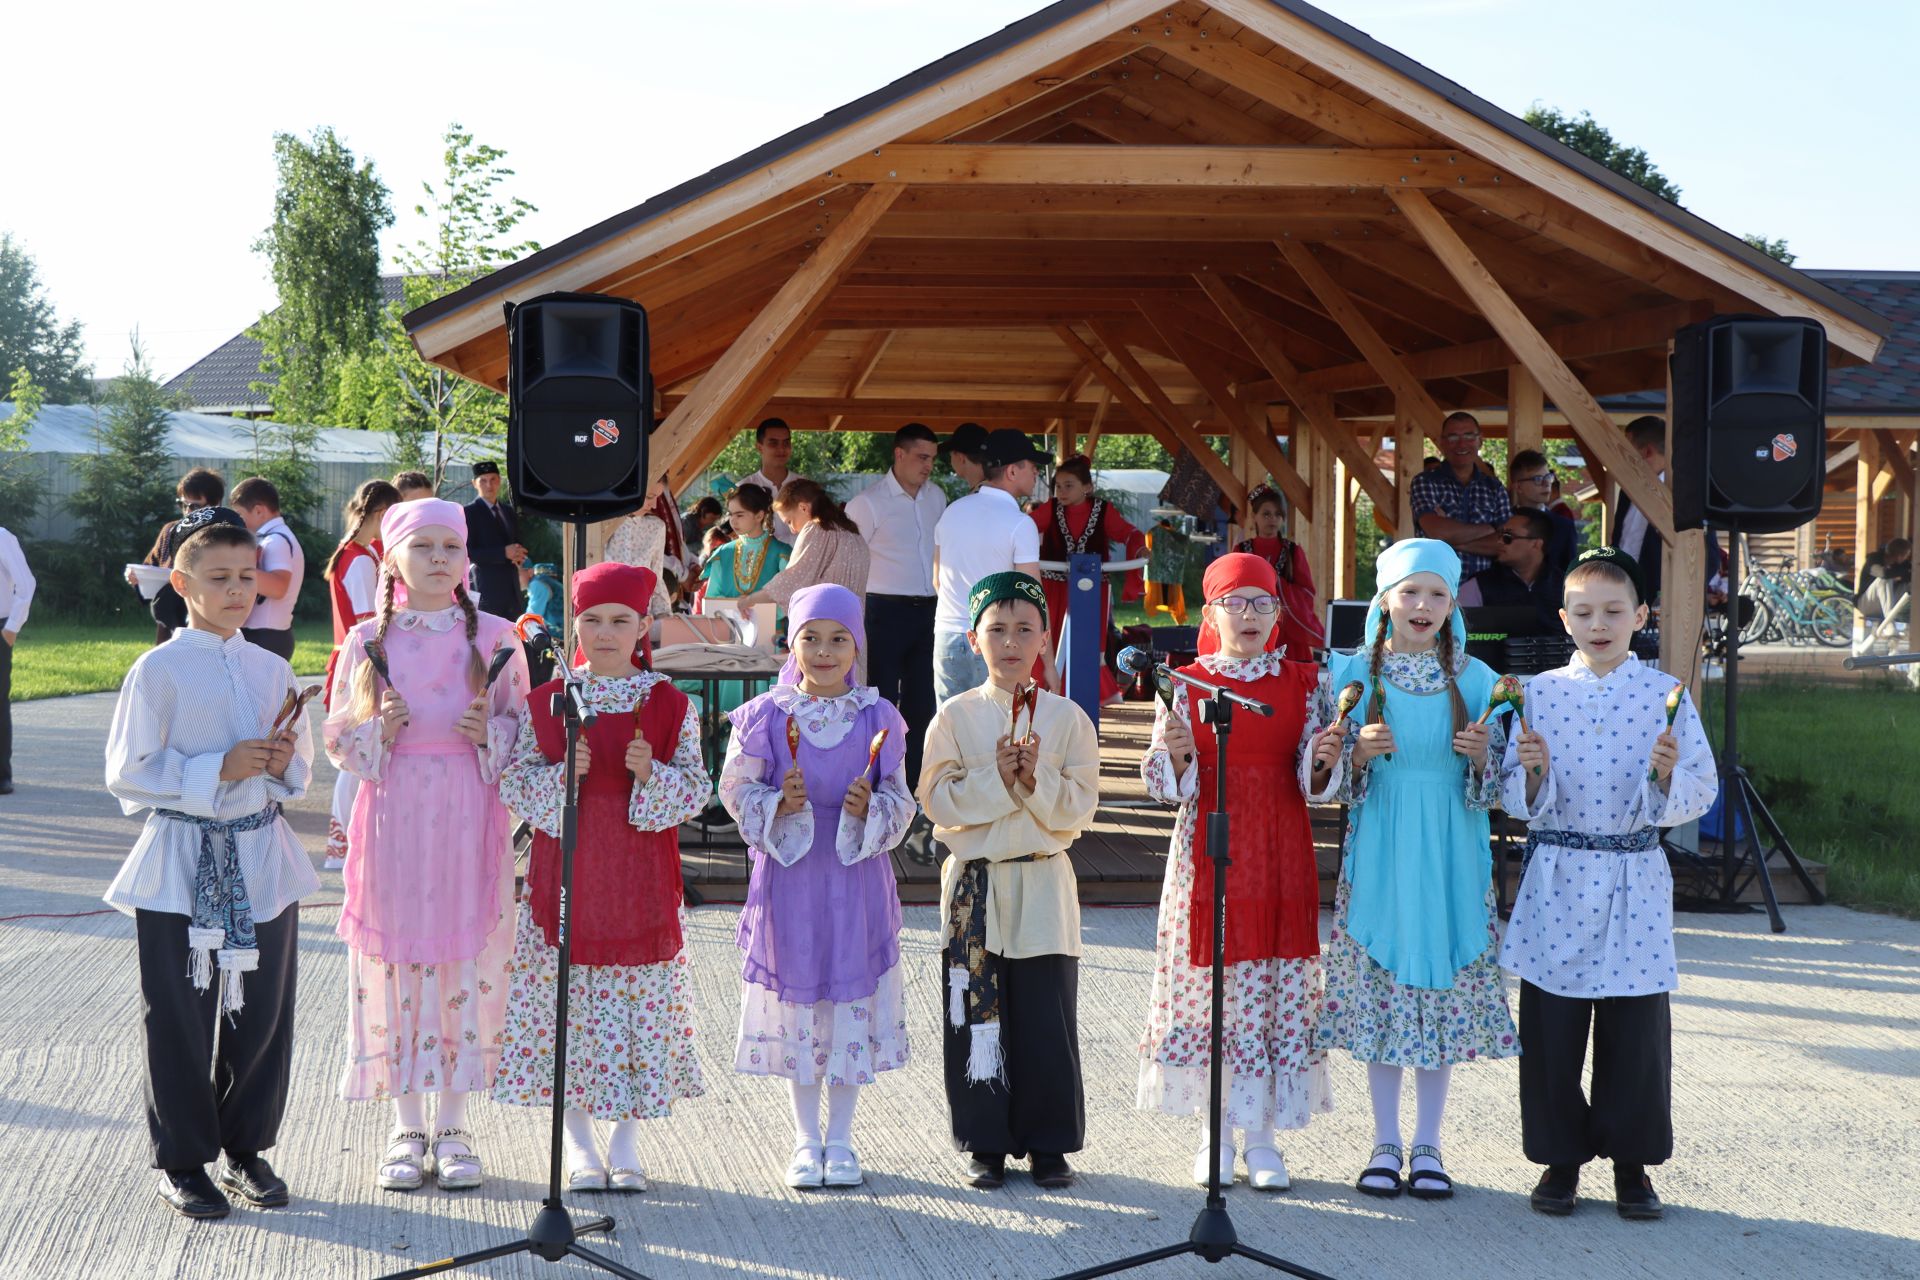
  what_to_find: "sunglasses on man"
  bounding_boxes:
[1499,530,1543,544]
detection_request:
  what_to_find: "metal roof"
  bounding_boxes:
[0,402,397,463]
[403,0,1891,346]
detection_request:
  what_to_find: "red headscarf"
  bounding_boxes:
[569,562,657,671]
[1197,551,1281,656]
[650,481,685,570]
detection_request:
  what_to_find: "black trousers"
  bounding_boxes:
[0,637,11,783]
[136,907,299,1170]
[1518,979,1672,1168]
[865,594,937,789]
[942,952,1085,1158]
[242,626,295,662]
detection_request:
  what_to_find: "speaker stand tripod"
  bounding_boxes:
[377,518,652,1280]
[1686,520,1825,933]
[1051,665,1336,1280]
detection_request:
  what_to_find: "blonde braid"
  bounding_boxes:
[346,563,400,725]
[453,583,487,694]
[1436,616,1469,733]
[1364,619,1389,728]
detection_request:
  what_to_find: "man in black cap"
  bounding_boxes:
[464,460,526,618]
[932,430,1054,702]
[940,422,989,494]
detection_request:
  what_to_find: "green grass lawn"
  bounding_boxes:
[1702,678,1920,919]
[10,618,333,701]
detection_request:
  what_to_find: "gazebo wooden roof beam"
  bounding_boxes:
[832,144,1504,187]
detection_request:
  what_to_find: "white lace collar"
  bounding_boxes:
[768,683,878,748]
[394,606,465,633]
[1198,649,1284,680]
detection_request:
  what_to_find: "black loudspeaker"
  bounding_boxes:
[506,292,651,521]
[1670,314,1826,534]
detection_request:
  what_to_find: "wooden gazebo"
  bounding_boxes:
[403,0,1891,687]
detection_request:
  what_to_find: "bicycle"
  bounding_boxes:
[1738,543,1851,647]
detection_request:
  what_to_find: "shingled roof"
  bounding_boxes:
[1805,271,1920,414]
[164,276,411,416]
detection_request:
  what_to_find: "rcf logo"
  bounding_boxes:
[1771,432,1797,462]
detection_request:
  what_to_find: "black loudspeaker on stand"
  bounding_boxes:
[1059,651,1338,1280]
[378,295,653,1280]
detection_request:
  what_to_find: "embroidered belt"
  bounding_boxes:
[1520,825,1659,880]
[155,802,282,1012]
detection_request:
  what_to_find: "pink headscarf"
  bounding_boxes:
[378,498,470,607]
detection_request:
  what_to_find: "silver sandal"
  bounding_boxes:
[431,1127,484,1190]
[378,1128,429,1192]
[608,1167,651,1193]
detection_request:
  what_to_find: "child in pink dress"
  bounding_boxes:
[323,498,528,1193]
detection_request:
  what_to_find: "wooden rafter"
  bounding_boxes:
[833,145,1502,188]
[650,183,903,484]
[1392,188,1672,539]
[825,330,895,431]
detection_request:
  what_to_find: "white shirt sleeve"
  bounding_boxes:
[0,529,33,632]
[258,530,294,574]
[1011,513,1041,564]
[342,556,379,618]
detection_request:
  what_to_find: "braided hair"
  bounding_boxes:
[1363,608,1468,734]
[452,582,488,694]
[345,562,401,726]
[324,480,401,581]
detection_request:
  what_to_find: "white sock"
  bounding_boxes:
[393,1095,428,1136]
[1362,1064,1404,1190]
[563,1107,601,1168]
[789,1081,824,1148]
[607,1119,644,1172]
[436,1089,470,1134]
[825,1084,860,1157]
[1243,1093,1279,1155]
[1411,1067,1451,1174]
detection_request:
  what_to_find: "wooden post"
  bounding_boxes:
[1337,468,1359,597]
[1300,407,1335,621]
[1393,404,1420,539]
[1658,342,1707,692]
[1509,363,1544,461]
[1856,431,1882,569]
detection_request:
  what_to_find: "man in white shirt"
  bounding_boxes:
[739,417,803,545]
[230,477,305,662]
[847,423,947,786]
[0,523,35,795]
[939,422,988,494]
[933,429,1055,703]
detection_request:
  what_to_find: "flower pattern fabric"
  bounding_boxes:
[1136,650,1333,1129]
[733,962,910,1087]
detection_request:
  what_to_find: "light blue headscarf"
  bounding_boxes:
[1363,538,1469,650]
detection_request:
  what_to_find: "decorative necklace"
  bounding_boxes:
[1045,498,1106,580]
[730,532,770,589]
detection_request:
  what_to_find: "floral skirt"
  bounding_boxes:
[493,905,705,1121]
[1316,880,1518,1070]
[1137,956,1334,1131]
[339,924,514,1101]
[734,961,910,1086]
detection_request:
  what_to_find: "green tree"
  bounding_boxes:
[360,123,540,487]
[0,233,91,402]
[1,365,45,520]
[1524,104,1794,263]
[248,127,394,427]
[66,339,179,614]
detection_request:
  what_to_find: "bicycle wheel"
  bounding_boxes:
[1739,597,1773,646]
[1809,597,1853,647]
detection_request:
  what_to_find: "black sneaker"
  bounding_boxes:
[1614,1165,1664,1220]
[694,802,737,835]
[1030,1153,1075,1188]
[157,1168,231,1220]
[1529,1163,1579,1215]
[965,1153,1007,1189]
[217,1152,290,1207]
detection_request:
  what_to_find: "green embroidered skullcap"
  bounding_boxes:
[968,571,1048,630]
[1570,545,1647,604]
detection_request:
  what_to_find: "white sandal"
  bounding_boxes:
[567,1154,609,1192]
[608,1167,651,1193]
[785,1142,825,1189]
[431,1127,484,1190]
[378,1129,429,1192]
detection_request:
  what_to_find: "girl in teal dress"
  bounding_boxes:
[1301,539,1517,1202]
[699,484,791,604]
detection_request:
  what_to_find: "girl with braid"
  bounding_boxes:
[1302,539,1516,1201]
[321,479,399,871]
[323,499,529,1193]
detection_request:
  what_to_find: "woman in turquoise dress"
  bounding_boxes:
[1300,538,1516,1202]
[699,484,791,605]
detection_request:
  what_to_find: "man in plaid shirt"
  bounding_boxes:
[1408,412,1512,577]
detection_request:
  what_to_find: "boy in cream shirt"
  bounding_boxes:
[919,571,1100,1191]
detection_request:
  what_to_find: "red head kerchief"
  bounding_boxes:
[569,561,657,671]
[1197,551,1281,656]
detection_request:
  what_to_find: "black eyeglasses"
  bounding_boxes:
[1499,531,1542,544]
[1209,595,1279,615]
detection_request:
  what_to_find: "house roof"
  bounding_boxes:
[403,0,1889,351]
[164,276,411,414]
[1805,271,1920,414]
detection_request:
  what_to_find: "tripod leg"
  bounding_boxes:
[1731,774,1786,933]
[1049,1242,1198,1280]
[568,1242,657,1279]
[1742,779,1826,906]
[374,1239,536,1279]
[1231,1242,1342,1280]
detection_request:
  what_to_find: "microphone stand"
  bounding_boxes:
[1054,660,1336,1280]
[378,517,651,1279]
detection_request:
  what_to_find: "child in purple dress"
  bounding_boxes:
[718,584,915,1190]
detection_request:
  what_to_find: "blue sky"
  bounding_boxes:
[6,0,1914,384]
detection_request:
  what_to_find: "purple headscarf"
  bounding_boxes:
[778,583,866,685]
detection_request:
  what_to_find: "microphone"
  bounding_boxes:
[1115,645,1155,676]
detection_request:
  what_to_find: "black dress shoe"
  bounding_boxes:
[157,1168,231,1220]
[965,1153,1007,1189]
[1529,1163,1580,1215]
[0,780,14,795]
[1614,1165,1664,1220]
[1030,1153,1075,1188]
[217,1153,290,1207]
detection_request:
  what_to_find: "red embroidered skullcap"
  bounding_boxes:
[1197,551,1281,656]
